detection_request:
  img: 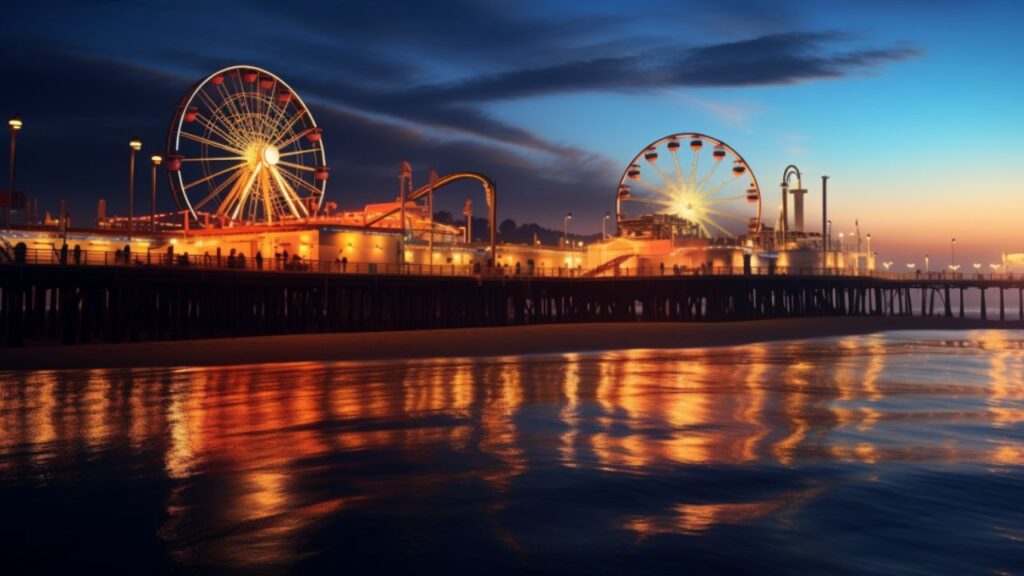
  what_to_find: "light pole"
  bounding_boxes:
[951,238,956,269]
[6,114,22,230]
[866,233,871,254]
[563,212,572,247]
[925,254,929,273]
[128,136,142,242]
[821,174,829,272]
[603,211,610,241]
[150,155,162,233]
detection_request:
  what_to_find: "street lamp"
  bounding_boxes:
[925,254,930,273]
[6,114,22,230]
[563,212,572,247]
[866,233,871,254]
[603,211,610,241]
[839,232,844,253]
[128,136,142,241]
[821,174,829,272]
[150,155,162,233]
[951,237,957,269]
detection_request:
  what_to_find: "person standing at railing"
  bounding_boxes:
[341,256,348,273]
[123,245,131,266]
[255,251,263,271]
[60,243,68,265]
[73,244,81,265]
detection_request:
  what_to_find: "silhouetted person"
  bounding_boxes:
[341,256,348,272]
[60,243,68,265]
[660,262,665,276]
[166,245,174,266]
[228,248,237,268]
[123,245,131,265]
[255,251,263,270]
[238,252,246,268]
[73,244,81,265]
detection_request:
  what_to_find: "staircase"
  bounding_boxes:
[582,253,636,278]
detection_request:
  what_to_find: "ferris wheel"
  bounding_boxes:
[165,65,328,224]
[616,133,761,238]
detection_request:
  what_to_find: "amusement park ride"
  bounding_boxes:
[3,65,875,275]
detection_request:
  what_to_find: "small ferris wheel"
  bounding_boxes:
[165,65,328,225]
[616,133,761,238]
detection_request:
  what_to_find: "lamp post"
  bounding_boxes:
[6,114,22,230]
[866,233,872,254]
[821,174,829,273]
[563,212,572,247]
[951,238,957,269]
[128,136,142,242]
[603,211,610,241]
[925,254,929,273]
[150,155,162,233]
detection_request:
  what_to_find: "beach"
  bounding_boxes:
[2,316,1022,370]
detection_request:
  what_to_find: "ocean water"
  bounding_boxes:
[1,330,1023,575]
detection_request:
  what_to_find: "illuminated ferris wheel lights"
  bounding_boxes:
[314,166,330,181]
[242,70,259,83]
[616,133,762,238]
[210,74,224,86]
[259,76,275,91]
[277,90,292,104]
[305,128,323,143]
[184,106,199,123]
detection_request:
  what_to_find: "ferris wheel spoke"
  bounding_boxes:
[196,91,250,148]
[648,162,682,195]
[182,155,247,163]
[259,168,276,223]
[269,166,307,218]
[706,194,747,206]
[692,159,722,197]
[626,197,671,210]
[228,163,263,220]
[182,162,247,191]
[277,148,320,159]
[277,165,322,200]
[632,177,676,202]
[213,84,255,142]
[192,169,243,211]
[268,105,308,144]
[669,148,686,193]
[276,160,317,172]
[194,112,248,151]
[697,175,740,201]
[180,131,244,155]
[274,127,316,151]
[689,149,700,191]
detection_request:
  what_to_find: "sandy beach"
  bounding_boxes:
[1,316,1022,371]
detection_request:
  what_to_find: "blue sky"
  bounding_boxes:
[2,0,1022,265]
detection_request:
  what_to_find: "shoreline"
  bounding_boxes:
[2,317,1023,371]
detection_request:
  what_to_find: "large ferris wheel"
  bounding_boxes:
[616,133,761,239]
[165,65,328,225]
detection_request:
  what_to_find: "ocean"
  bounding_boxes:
[1,330,1022,574]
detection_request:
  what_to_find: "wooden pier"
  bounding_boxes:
[2,264,1023,346]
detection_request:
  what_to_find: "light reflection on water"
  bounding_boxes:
[1,329,1024,574]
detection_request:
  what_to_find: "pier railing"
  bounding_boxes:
[0,247,1019,282]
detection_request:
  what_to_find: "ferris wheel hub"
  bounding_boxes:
[261,143,280,166]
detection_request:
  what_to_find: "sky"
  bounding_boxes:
[2,0,1022,266]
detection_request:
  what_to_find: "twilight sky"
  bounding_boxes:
[2,0,1022,266]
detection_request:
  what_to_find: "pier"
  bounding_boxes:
[3,261,1022,346]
